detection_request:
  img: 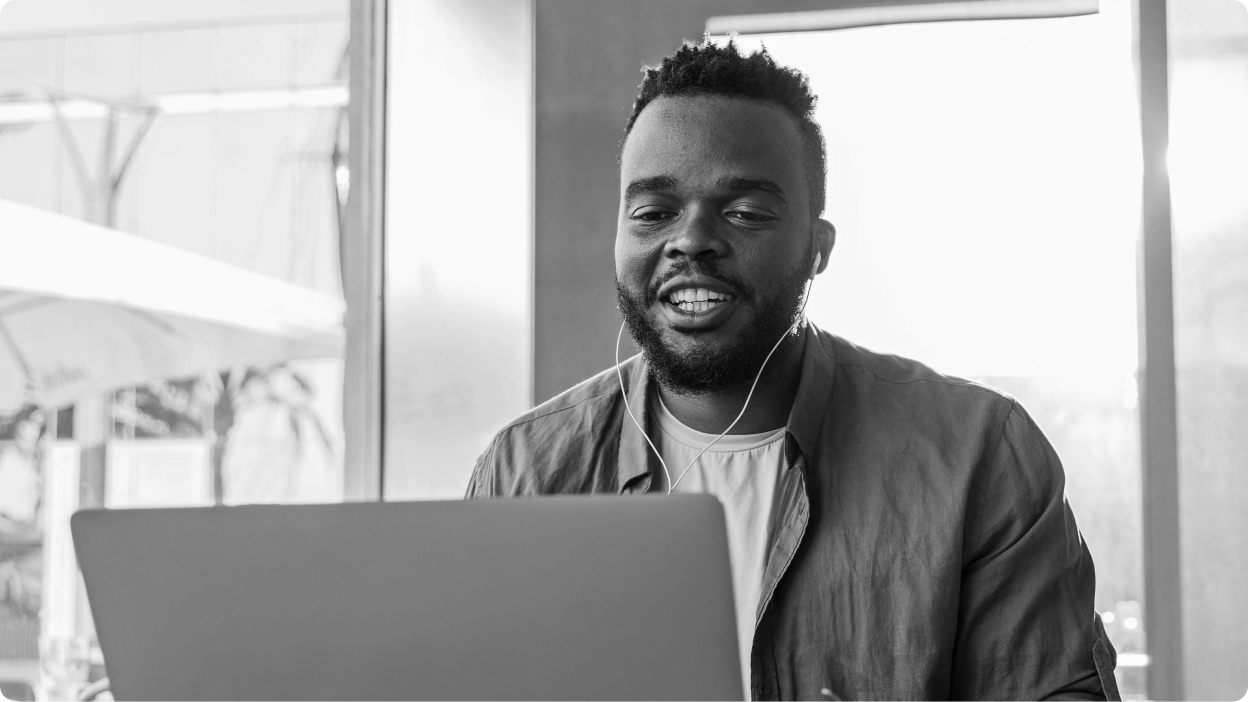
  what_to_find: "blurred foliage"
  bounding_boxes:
[113,379,209,439]
[113,364,331,504]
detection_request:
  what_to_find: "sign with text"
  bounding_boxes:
[106,440,212,508]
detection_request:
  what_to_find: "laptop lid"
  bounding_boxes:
[71,494,742,701]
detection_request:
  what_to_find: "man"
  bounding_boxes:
[467,41,1119,701]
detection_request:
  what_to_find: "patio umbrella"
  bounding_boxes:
[0,199,345,412]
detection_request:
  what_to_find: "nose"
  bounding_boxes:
[663,205,728,263]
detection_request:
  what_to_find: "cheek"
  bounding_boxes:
[614,232,663,290]
[738,243,807,296]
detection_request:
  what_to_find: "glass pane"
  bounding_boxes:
[382,0,534,500]
[1168,1,1248,699]
[727,4,1146,696]
[0,8,350,699]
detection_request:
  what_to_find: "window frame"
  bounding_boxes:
[342,0,388,502]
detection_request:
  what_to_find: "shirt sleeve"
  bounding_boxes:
[951,400,1121,701]
[464,440,499,499]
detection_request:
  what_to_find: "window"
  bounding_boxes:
[0,3,351,697]
[381,0,534,500]
[1169,1,1248,698]
[721,3,1150,695]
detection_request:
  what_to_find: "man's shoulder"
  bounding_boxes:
[818,329,1016,415]
[498,360,631,436]
[467,360,634,496]
[811,333,1070,549]
[816,330,1063,504]
[813,328,1023,457]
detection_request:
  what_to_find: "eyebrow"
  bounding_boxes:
[623,175,789,204]
[719,177,788,203]
[623,175,678,201]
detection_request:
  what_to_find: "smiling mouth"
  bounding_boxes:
[666,287,736,313]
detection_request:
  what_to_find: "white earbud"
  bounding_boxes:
[810,252,821,280]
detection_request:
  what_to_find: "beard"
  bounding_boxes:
[616,254,812,395]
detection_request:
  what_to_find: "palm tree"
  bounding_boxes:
[113,364,331,505]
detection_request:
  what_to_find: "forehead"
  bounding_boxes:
[620,95,807,195]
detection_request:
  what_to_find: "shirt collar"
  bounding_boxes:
[616,353,657,493]
[614,320,837,490]
[784,321,836,467]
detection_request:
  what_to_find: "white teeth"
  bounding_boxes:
[668,287,733,305]
[673,299,720,313]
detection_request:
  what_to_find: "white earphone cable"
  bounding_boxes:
[615,260,817,494]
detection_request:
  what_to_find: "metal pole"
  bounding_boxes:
[98,108,117,227]
[1133,0,1184,698]
[341,0,388,502]
[49,96,162,510]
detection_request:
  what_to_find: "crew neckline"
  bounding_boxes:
[650,392,786,453]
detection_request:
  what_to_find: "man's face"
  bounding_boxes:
[615,95,824,393]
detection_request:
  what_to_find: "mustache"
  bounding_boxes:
[644,260,756,305]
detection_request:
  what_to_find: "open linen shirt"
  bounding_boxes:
[466,324,1121,701]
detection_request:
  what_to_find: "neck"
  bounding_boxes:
[656,328,805,435]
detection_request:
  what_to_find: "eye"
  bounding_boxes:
[630,206,677,224]
[725,207,777,224]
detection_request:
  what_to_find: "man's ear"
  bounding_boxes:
[812,219,836,276]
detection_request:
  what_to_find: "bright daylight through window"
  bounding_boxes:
[722,3,1148,696]
[0,2,350,698]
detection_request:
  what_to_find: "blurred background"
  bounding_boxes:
[0,0,1244,700]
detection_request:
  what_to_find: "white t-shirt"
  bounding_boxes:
[649,393,787,695]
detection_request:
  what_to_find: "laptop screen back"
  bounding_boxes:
[72,495,742,701]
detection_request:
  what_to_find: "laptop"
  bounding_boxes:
[71,494,743,701]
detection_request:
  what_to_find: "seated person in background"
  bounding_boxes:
[468,41,1120,701]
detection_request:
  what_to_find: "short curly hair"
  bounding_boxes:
[622,41,827,219]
